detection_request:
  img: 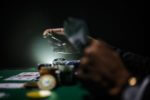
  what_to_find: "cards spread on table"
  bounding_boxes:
[4,72,39,81]
[0,83,25,89]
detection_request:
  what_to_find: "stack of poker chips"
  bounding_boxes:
[37,59,80,87]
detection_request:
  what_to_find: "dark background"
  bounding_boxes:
[0,1,146,69]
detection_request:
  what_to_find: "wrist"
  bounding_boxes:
[109,70,132,95]
[109,74,138,96]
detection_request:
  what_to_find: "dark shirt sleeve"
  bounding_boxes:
[115,48,150,78]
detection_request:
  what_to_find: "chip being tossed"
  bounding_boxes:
[26,90,51,99]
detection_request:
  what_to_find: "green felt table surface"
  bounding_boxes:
[0,68,88,100]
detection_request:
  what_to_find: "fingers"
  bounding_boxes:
[79,39,123,81]
[77,64,110,87]
[49,28,64,33]
[43,28,64,38]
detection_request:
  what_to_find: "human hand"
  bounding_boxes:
[77,39,130,95]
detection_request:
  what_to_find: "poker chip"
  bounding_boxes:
[26,90,51,99]
[38,75,56,90]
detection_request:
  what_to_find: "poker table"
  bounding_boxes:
[0,68,89,100]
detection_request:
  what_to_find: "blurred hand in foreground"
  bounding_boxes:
[77,39,130,95]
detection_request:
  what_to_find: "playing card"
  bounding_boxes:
[64,18,89,52]
[0,83,25,89]
[4,72,39,81]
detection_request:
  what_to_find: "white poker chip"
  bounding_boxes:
[38,75,56,90]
